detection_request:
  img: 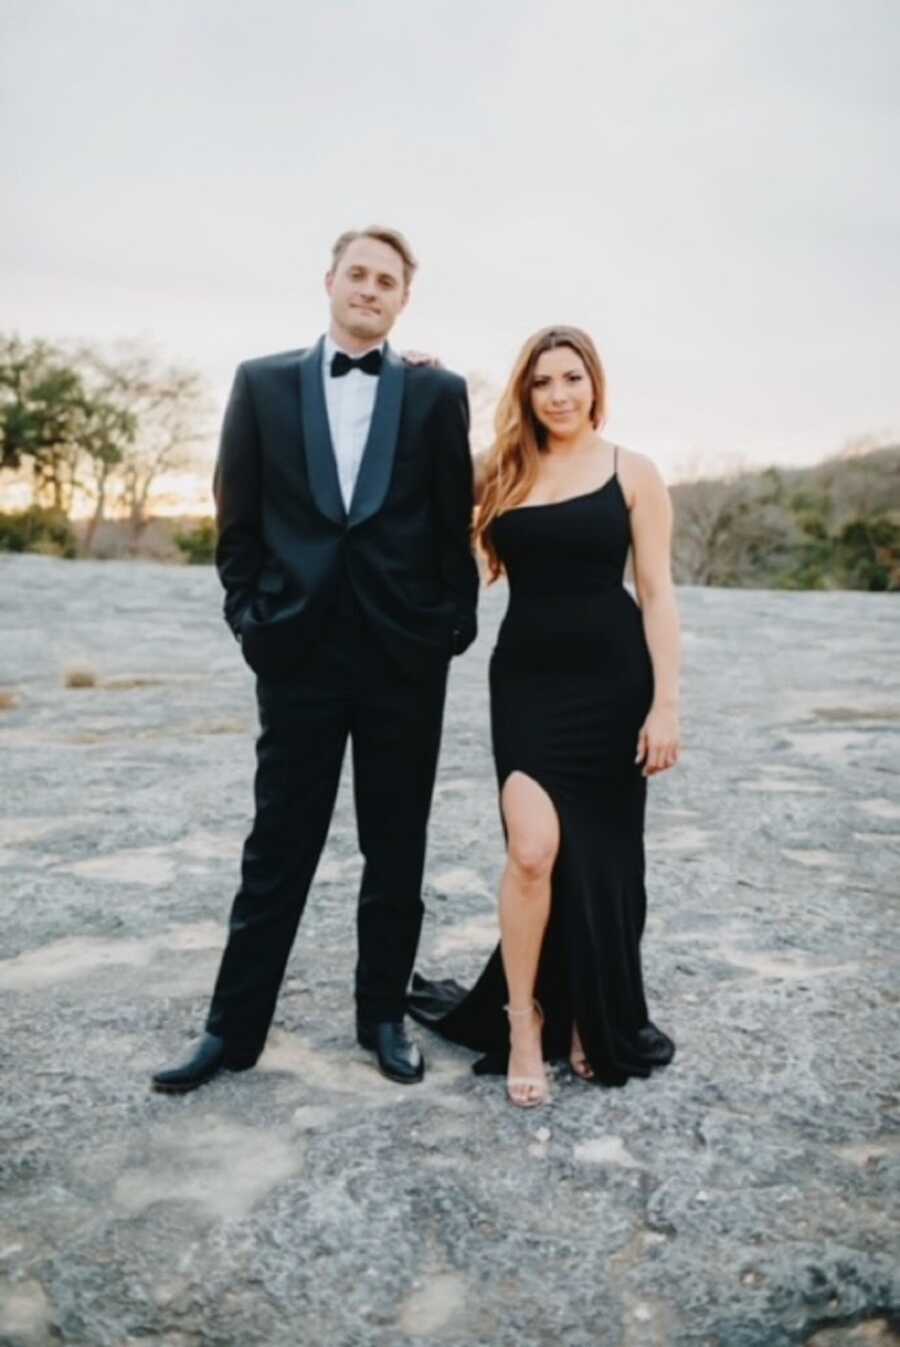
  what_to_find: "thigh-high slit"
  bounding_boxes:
[409,474,675,1084]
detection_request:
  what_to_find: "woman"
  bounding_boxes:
[410,326,680,1106]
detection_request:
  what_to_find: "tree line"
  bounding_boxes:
[0,334,210,556]
[2,332,897,588]
[671,446,900,591]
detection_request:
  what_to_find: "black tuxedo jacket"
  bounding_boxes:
[213,338,479,679]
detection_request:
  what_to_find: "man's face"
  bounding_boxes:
[325,236,409,345]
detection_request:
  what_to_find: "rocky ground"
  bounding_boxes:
[0,553,898,1347]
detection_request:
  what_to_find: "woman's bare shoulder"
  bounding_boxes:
[612,444,666,505]
[613,443,659,476]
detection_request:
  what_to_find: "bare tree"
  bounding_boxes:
[79,402,131,552]
[673,464,807,586]
[672,476,740,584]
[465,371,500,458]
[81,341,212,550]
[840,430,892,459]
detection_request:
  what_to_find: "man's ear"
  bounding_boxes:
[400,286,411,312]
[324,269,334,298]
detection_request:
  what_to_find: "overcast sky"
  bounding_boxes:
[3,0,898,477]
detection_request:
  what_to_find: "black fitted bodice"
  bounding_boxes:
[491,476,631,595]
[489,475,650,679]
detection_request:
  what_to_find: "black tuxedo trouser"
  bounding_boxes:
[205,594,449,1055]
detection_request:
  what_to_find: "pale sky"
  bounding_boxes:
[3,0,899,480]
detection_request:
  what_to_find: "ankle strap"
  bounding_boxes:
[504,1000,539,1017]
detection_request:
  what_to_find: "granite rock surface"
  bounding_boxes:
[0,554,898,1347]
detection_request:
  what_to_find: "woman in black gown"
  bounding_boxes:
[410,326,681,1106]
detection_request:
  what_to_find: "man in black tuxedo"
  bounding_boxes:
[153,226,478,1092]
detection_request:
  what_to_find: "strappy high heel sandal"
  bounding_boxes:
[504,1000,550,1108]
[569,1022,595,1081]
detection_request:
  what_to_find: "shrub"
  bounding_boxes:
[0,507,78,557]
[775,514,900,591]
[174,518,216,565]
[837,516,900,591]
[64,667,98,688]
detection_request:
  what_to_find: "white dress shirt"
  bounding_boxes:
[322,335,383,512]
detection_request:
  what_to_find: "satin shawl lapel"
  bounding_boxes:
[298,338,345,526]
[348,344,405,529]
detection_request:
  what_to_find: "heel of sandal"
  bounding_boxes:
[504,1000,549,1107]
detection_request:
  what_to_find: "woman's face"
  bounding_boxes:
[529,345,594,439]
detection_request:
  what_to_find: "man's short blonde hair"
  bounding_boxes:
[329,226,418,289]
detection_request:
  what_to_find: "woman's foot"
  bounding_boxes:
[504,1001,550,1108]
[569,1023,594,1081]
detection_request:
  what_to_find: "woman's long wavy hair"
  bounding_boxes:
[476,326,607,582]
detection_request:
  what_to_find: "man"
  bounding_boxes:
[152,226,478,1092]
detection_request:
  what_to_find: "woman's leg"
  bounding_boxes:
[499,771,559,1104]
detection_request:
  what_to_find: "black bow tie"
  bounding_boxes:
[330,348,383,378]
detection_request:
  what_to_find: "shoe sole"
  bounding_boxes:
[151,1074,219,1094]
[150,1061,256,1094]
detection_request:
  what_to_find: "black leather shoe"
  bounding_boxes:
[151,1033,258,1094]
[636,1022,675,1066]
[356,1020,425,1084]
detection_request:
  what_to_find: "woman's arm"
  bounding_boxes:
[624,452,681,775]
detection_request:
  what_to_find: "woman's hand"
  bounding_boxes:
[636,704,680,776]
[401,350,442,368]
